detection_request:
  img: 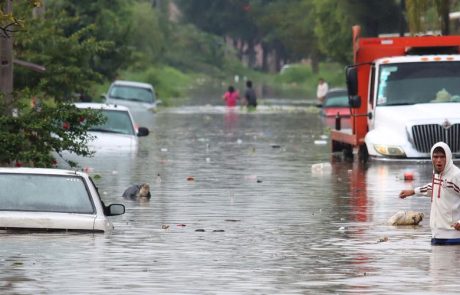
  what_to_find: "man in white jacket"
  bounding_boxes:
[400,141,460,245]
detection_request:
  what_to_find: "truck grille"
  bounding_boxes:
[412,124,460,153]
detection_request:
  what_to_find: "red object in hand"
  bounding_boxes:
[404,172,414,181]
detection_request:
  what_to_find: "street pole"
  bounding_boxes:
[0,0,13,115]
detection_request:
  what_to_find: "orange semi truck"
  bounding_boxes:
[332,26,460,161]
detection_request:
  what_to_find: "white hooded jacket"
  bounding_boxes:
[415,142,460,239]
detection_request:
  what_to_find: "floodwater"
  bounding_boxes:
[1,93,460,294]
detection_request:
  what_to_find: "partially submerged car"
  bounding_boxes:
[75,103,149,152]
[0,167,125,232]
[320,88,351,129]
[104,80,159,112]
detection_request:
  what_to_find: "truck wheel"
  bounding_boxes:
[343,144,353,159]
[358,144,369,162]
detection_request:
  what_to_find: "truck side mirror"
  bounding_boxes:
[349,95,361,108]
[346,66,361,108]
[346,66,358,96]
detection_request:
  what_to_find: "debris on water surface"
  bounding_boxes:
[271,144,281,148]
[237,139,243,144]
[161,224,170,230]
[160,148,168,152]
[195,229,205,232]
[176,224,186,227]
[311,162,332,172]
[187,176,195,181]
[225,219,241,222]
[213,229,225,232]
[338,226,346,231]
[403,171,414,181]
[377,236,389,243]
[314,140,327,145]
[257,179,263,183]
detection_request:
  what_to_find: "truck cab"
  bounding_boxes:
[331,26,460,160]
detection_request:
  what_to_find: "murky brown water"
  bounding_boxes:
[2,97,460,294]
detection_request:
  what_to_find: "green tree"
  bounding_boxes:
[0,99,105,167]
[45,0,133,80]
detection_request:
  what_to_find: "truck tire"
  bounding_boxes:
[358,144,369,163]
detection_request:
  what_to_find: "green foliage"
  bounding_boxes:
[46,0,134,80]
[0,99,105,168]
[13,6,111,100]
[127,1,165,68]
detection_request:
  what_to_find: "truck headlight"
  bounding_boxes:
[374,144,406,156]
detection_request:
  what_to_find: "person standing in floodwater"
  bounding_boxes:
[244,80,257,108]
[316,77,328,105]
[222,85,240,107]
[399,142,460,245]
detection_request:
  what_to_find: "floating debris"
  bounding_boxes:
[314,140,328,145]
[195,229,205,232]
[161,224,169,230]
[388,210,424,225]
[160,148,168,152]
[225,219,241,222]
[213,229,225,232]
[176,224,186,227]
[271,144,281,148]
[403,171,414,181]
[377,236,389,243]
[187,176,195,181]
[311,162,332,172]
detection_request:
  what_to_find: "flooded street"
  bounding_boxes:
[2,95,460,294]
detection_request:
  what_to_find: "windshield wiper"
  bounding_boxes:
[127,97,149,102]
[382,102,414,106]
[89,128,125,134]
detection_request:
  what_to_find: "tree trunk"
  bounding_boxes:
[0,0,14,116]
[436,0,450,35]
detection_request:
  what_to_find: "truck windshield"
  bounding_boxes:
[376,61,460,106]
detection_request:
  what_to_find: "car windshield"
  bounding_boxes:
[0,174,95,214]
[109,85,155,103]
[377,61,460,106]
[89,110,135,135]
[324,91,348,107]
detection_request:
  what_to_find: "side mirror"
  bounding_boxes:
[349,95,361,108]
[107,204,125,216]
[346,66,358,96]
[137,127,149,137]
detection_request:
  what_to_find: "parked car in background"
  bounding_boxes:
[104,80,159,112]
[320,88,351,129]
[0,167,125,232]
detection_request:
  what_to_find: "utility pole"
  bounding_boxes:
[0,0,13,115]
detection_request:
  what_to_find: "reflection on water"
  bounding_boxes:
[2,101,460,294]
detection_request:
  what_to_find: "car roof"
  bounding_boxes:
[0,167,85,177]
[111,80,154,90]
[74,102,131,112]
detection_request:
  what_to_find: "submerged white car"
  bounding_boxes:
[75,103,149,152]
[104,80,159,112]
[0,168,125,232]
